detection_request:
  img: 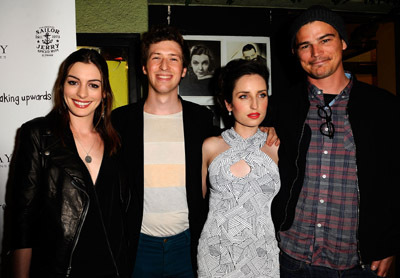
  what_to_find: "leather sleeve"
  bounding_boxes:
[10,120,44,249]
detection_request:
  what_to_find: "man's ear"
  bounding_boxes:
[342,40,347,51]
[181,67,187,78]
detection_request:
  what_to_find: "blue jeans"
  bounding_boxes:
[280,251,381,278]
[132,229,194,278]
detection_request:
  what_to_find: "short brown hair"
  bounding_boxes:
[141,25,189,68]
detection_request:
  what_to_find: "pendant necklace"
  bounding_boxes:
[75,135,96,163]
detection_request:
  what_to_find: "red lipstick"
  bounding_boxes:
[72,99,92,109]
[248,113,260,119]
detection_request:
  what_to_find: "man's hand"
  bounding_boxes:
[371,256,394,277]
[259,126,280,146]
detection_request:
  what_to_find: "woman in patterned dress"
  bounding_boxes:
[197,59,280,278]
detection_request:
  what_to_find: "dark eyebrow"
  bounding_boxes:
[67,74,79,80]
[168,53,182,60]
[318,33,335,40]
[296,33,336,49]
[67,75,101,83]
[149,52,181,58]
[235,89,268,94]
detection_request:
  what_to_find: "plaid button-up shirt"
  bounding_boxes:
[280,75,360,270]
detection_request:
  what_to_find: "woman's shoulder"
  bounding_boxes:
[203,135,224,147]
[203,135,229,161]
[20,115,49,133]
[20,111,59,132]
[17,112,66,149]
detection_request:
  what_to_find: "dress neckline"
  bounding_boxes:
[222,127,267,150]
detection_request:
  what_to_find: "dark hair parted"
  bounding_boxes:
[190,45,216,73]
[217,59,270,106]
[141,25,190,68]
[52,48,120,155]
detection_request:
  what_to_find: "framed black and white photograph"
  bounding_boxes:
[224,36,271,94]
[227,42,268,67]
[180,35,271,127]
[179,40,221,97]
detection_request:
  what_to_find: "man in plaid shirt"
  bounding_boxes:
[269,5,400,278]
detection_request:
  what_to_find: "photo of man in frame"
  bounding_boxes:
[227,42,267,65]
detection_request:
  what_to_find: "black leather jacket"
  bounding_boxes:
[9,111,131,277]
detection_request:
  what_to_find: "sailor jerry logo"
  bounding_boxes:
[35,26,61,57]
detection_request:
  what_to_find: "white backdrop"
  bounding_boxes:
[0,0,77,255]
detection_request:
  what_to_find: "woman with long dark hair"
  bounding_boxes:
[10,48,132,278]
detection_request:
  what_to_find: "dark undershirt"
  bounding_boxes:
[69,154,128,277]
[324,93,337,105]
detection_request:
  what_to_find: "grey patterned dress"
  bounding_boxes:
[198,128,280,278]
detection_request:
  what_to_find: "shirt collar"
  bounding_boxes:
[307,72,354,104]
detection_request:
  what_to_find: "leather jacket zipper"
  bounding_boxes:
[66,179,90,277]
[277,121,306,240]
[352,131,364,267]
[346,108,363,267]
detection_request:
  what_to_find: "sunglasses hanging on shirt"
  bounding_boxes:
[317,104,335,139]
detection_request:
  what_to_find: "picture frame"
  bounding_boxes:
[76,33,142,106]
[180,35,271,127]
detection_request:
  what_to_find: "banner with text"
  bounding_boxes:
[0,0,77,253]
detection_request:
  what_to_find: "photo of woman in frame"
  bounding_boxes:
[179,40,221,97]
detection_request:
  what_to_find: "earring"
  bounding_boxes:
[228,111,232,116]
